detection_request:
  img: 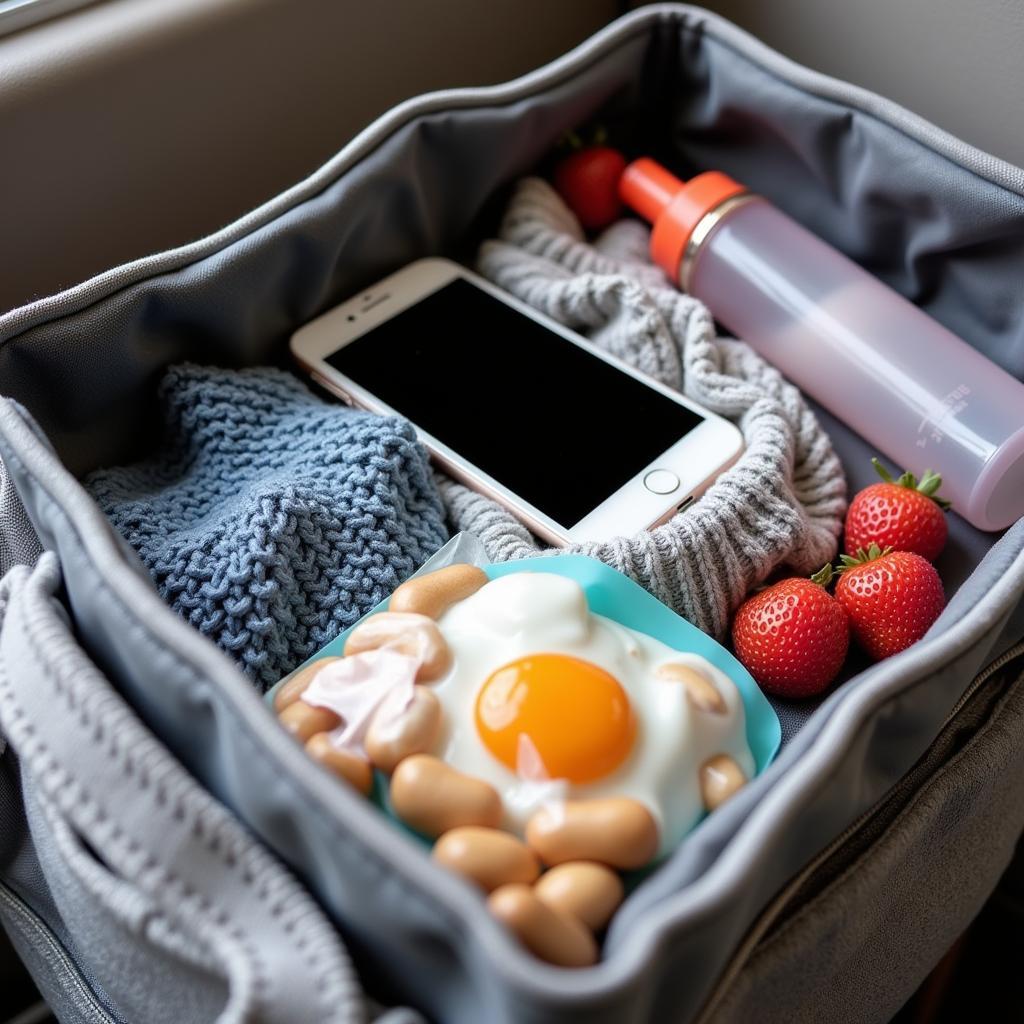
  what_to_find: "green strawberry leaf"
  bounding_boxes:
[917,469,953,509]
[870,457,952,510]
[871,457,896,485]
[837,542,892,573]
[810,564,835,588]
[560,129,585,152]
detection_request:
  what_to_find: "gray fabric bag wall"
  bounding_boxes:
[2,5,1024,1022]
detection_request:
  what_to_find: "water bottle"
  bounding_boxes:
[620,157,1024,532]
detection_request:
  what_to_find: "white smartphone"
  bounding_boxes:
[290,257,743,546]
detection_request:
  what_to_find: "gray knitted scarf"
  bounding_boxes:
[437,177,847,641]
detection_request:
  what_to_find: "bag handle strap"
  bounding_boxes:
[0,554,366,1024]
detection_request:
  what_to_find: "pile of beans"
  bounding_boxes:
[273,564,743,967]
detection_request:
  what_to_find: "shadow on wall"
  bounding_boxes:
[0,0,621,313]
[640,0,1024,170]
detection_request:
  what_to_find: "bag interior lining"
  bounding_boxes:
[1,10,1021,1014]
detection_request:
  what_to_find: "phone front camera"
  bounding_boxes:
[347,314,356,321]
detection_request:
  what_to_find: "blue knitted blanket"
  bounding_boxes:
[86,364,449,690]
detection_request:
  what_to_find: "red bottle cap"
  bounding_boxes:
[619,158,747,280]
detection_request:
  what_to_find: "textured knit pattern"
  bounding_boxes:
[437,177,847,641]
[85,365,448,690]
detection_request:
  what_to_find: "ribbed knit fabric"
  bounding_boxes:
[436,177,847,641]
[84,180,846,671]
[85,365,448,690]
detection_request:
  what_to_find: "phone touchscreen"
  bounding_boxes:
[325,277,704,529]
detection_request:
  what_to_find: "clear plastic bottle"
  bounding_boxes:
[620,158,1024,531]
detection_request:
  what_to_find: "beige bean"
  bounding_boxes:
[655,662,726,714]
[364,686,442,774]
[534,862,624,932]
[344,612,451,681]
[525,798,659,870]
[433,827,540,893]
[305,733,374,796]
[700,754,747,811]
[390,755,502,837]
[389,564,488,620]
[487,884,597,968]
[278,700,341,743]
[273,657,342,713]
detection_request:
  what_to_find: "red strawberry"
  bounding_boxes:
[835,544,945,660]
[731,566,849,699]
[553,145,627,231]
[844,459,950,561]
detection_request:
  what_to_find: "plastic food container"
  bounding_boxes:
[269,533,782,850]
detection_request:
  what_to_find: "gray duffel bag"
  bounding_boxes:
[2,5,1024,1022]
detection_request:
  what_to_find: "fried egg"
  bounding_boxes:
[427,572,755,855]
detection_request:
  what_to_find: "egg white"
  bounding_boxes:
[427,572,755,855]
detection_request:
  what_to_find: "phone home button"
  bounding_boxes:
[643,469,680,495]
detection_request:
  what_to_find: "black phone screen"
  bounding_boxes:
[325,277,704,529]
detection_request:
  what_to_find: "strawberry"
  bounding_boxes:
[553,143,627,231]
[844,458,950,561]
[731,566,849,699]
[835,544,945,660]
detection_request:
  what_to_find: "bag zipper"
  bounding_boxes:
[0,881,119,1024]
[693,640,1024,1024]
[938,640,1024,728]
[0,3,1021,1009]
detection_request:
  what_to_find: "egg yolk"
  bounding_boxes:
[474,653,636,784]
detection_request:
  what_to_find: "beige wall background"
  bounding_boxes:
[649,0,1024,170]
[4,0,1023,316]
[0,0,620,314]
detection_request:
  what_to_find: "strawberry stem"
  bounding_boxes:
[871,457,951,510]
